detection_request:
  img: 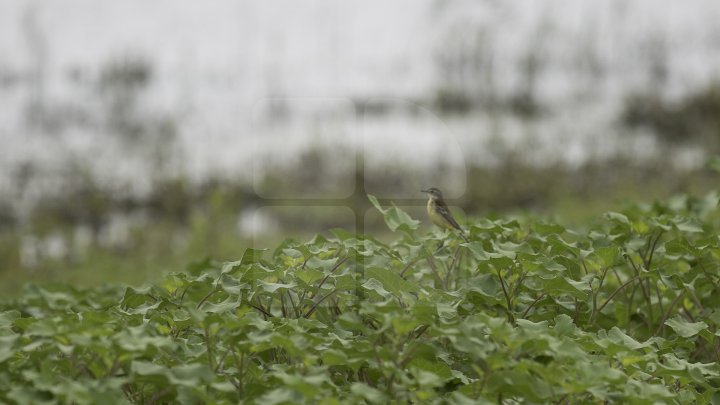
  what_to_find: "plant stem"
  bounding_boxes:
[196,287,219,310]
[316,256,348,291]
[655,291,685,336]
[496,268,515,324]
[595,275,641,316]
[286,290,300,318]
[627,254,653,326]
[521,294,546,319]
[304,289,338,318]
[204,324,214,370]
[249,302,272,318]
[643,230,664,270]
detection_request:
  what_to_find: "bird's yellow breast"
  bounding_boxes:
[427,199,454,230]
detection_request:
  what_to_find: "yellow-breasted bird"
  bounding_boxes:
[422,187,468,242]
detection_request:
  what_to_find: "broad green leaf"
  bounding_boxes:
[0,310,20,330]
[593,246,621,267]
[367,194,419,232]
[361,278,391,298]
[221,248,268,275]
[258,280,297,293]
[365,267,419,296]
[665,316,708,338]
[605,212,630,225]
[0,335,18,362]
[295,268,324,285]
[672,217,703,233]
[258,388,298,405]
[534,222,566,235]
[350,382,387,404]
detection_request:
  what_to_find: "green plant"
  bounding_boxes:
[1,192,720,403]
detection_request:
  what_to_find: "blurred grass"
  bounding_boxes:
[0,218,245,297]
[0,160,717,297]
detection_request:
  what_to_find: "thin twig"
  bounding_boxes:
[304,289,338,318]
[196,287,219,310]
[204,325,214,370]
[279,290,287,318]
[249,302,273,318]
[425,255,444,288]
[644,230,664,270]
[398,343,421,368]
[655,291,685,336]
[612,268,630,303]
[316,257,349,291]
[596,275,641,314]
[332,297,343,317]
[445,247,462,290]
[655,283,664,317]
[687,290,705,313]
[581,258,589,275]
[286,290,300,318]
[300,255,347,307]
[179,286,189,305]
[521,294,546,319]
[413,324,430,340]
[512,271,528,300]
[626,254,653,325]
[589,267,610,324]
[496,268,515,324]
[683,306,696,323]
[106,356,122,378]
[214,350,229,373]
[626,282,638,320]
[232,351,245,395]
[399,257,418,278]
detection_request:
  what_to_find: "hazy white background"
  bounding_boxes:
[1,0,720,199]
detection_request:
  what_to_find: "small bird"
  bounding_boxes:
[422,187,468,242]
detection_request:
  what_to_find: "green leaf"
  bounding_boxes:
[361,278,391,298]
[365,267,419,296]
[295,268,324,285]
[665,316,708,338]
[258,388,298,405]
[593,246,621,268]
[368,194,419,232]
[221,248,268,275]
[0,335,18,362]
[258,280,297,293]
[321,349,348,366]
[350,382,388,404]
[170,363,214,386]
[605,212,630,225]
[672,217,703,233]
[0,310,20,330]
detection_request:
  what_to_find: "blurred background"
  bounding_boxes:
[2,0,720,294]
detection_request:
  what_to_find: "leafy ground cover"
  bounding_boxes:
[2,192,720,403]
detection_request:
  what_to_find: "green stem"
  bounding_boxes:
[304,289,338,318]
[521,294,546,319]
[593,275,641,323]
[655,291,685,336]
[496,268,515,325]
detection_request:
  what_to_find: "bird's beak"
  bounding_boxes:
[421,189,429,193]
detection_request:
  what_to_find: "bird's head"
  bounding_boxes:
[421,187,444,201]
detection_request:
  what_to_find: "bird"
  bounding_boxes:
[421,187,469,242]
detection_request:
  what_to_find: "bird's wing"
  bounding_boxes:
[435,202,463,232]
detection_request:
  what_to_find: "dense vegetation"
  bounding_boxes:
[2,192,720,404]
